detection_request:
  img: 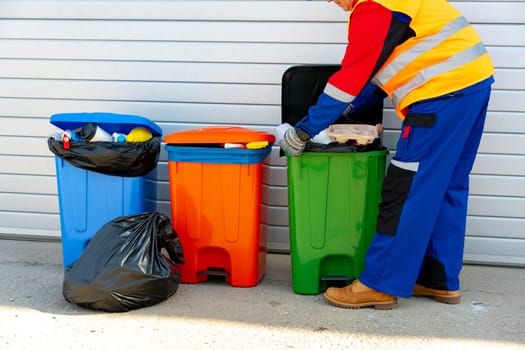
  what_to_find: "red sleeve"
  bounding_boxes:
[327,1,393,97]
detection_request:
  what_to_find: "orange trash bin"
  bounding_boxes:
[164,127,275,287]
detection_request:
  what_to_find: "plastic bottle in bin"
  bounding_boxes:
[55,129,82,149]
[112,132,127,143]
[77,123,113,142]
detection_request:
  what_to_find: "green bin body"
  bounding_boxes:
[287,150,388,295]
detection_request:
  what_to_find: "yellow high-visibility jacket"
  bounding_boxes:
[364,0,495,118]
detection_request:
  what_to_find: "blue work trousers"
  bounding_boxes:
[359,79,493,298]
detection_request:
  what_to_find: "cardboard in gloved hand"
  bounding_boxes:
[327,124,379,145]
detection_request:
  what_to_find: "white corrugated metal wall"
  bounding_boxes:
[0,1,524,266]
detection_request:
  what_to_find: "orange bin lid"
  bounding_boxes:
[164,126,275,145]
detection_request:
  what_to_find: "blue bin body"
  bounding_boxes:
[50,112,162,268]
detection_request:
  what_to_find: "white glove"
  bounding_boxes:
[276,123,292,144]
[276,123,306,157]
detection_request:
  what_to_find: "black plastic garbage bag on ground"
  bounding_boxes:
[48,136,161,177]
[63,212,184,312]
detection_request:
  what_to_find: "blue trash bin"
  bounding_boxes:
[49,112,162,268]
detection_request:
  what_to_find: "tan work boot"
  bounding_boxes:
[323,280,397,310]
[412,284,461,304]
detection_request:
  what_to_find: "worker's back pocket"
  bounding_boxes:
[404,113,436,128]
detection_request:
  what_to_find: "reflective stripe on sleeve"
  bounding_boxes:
[324,82,356,103]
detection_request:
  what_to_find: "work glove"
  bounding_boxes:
[276,123,307,157]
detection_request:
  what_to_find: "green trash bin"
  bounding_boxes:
[281,65,388,295]
[287,149,388,295]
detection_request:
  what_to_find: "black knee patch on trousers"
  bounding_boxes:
[417,256,449,290]
[376,163,415,235]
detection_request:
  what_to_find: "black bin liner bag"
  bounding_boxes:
[48,136,161,177]
[63,212,185,312]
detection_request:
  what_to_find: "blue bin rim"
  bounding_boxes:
[165,144,272,165]
[50,112,163,136]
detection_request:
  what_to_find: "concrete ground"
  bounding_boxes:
[0,239,524,350]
